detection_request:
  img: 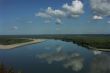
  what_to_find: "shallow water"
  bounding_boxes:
[0,39,110,73]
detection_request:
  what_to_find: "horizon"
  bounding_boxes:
[0,34,110,36]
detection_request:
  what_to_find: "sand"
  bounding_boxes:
[0,39,46,49]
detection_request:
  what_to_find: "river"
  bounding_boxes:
[0,39,110,73]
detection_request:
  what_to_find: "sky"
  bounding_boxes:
[0,0,110,35]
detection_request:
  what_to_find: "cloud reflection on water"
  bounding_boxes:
[36,45,84,72]
[92,50,102,55]
[36,44,110,73]
[63,53,83,71]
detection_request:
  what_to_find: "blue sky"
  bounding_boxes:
[0,0,110,35]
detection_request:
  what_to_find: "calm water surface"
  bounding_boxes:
[0,40,110,73]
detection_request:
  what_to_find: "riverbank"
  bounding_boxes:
[60,36,110,52]
[85,45,110,52]
[0,39,46,49]
[71,41,110,52]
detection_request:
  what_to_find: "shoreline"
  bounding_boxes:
[84,45,110,52]
[0,39,46,49]
[62,40,110,52]
[88,46,110,52]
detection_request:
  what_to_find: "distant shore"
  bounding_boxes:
[61,38,110,52]
[85,45,110,52]
[73,43,110,52]
[0,39,46,49]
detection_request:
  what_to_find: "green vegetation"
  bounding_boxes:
[34,34,110,50]
[0,38,33,45]
[0,35,110,50]
[0,63,23,73]
[61,36,110,50]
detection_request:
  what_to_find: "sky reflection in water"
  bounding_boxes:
[37,47,84,72]
[36,40,110,73]
[0,40,110,73]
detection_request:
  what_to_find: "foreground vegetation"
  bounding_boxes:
[0,63,23,73]
[0,38,32,45]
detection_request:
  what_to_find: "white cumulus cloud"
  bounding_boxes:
[55,18,62,24]
[36,0,84,24]
[93,15,103,20]
[36,0,84,18]
[62,0,84,17]
[46,7,66,18]
[12,26,18,30]
[90,0,110,16]
[36,7,65,19]
[35,12,51,18]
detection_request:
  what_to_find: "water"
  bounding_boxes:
[0,39,110,73]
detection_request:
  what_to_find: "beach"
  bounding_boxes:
[0,39,46,49]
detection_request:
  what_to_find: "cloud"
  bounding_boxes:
[36,7,65,19]
[44,20,51,24]
[93,15,103,20]
[55,18,62,24]
[36,0,84,24]
[62,0,84,17]
[107,21,110,24]
[90,0,110,16]
[46,7,66,18]
[12,26,18,30]
[35,12,51,18]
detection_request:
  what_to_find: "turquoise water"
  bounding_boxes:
[0,40,110,73]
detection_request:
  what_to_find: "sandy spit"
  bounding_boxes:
[0,39,46,49]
